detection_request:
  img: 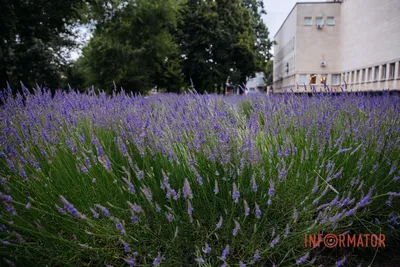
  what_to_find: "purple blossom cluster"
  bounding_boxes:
[0,88,399,266]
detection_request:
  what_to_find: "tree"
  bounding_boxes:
[79,0,185,94]
[176,0,274,93]
[242,0,275,73]
[0,0,92,91]
[264,60,273,85]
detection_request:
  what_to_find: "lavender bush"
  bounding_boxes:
[0,87,399,266]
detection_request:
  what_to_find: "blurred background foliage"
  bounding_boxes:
[0,0,274,94]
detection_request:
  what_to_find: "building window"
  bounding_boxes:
[304,17,312,26]
[310,74,317,84]
[369,67,373,81]
[374,66,379,81]
[326,17,335,25]
[389,63,395,79]
[332,74,340,85]
[356,70,360,83]
[299,74,307,84]
[320,74,327,84]
[381,65,386,80]
[316,17,324,26]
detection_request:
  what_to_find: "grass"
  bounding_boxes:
[0,88,399,266]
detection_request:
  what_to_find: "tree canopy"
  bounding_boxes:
[1,0,274,94]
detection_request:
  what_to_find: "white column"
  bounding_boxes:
[394,62,399,89]
[385,63,390,89]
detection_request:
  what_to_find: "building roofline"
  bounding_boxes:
[273,1,342,39]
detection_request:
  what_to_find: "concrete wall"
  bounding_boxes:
[273,5,297,91]
[296,3,342,76]
[273,0,400,91]
[339,0,400,71]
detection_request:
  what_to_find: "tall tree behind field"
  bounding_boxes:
[0,0,91,91]
[177,0,274,93]
[80,0,185,94]
[242,0,275,73]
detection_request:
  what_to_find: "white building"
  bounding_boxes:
[273,0,400,92]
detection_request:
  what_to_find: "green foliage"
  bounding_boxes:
[0,0,92,91]
[79,0,185,93]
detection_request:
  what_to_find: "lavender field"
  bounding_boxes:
[0,87,400,267]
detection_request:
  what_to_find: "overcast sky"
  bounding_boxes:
[262,0,325,40]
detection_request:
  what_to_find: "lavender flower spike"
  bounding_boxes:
[232,182,240,203]
[270,235,280,248]
[255,203,262,219]
[232,219,240,236]
[152,252,164,266]
[296,251,309,265]
[183,178,193,199]
[60,196,82,218]
[335,256,347,267]
[252,175,258,192]
[216,215,223,228]
[221,244,230,260]
[187,200,194,215]
[214,180,219,194]
[203,243,212,254]
[95,204,111,217]
[244,200,250,216]
[268,178,275,197]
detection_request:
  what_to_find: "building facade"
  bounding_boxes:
[273,0,400,92]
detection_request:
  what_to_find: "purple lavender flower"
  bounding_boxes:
[389,161,397,175]
[232,182,240,203]
[152,252,164,266]
[296,251,309,265]
[120,239,130,252]
[129,202,143,214]
[141,186,153,201]
[358,185,375,208]
[195,258,205,263]
[239,261,246,267]
[333,167,343,179]
[90,208,99,218]
[60,196,81,218]
[214,180,219,194]
[25,202,31,209]
[255,203,261,219]
[92,178,96,183]
[122,177,136,193]
[123,257,136,266]
[244,200,250,216]
[55,204,66,214]
[268,178,275,197]
[232,219,240,236]
[187,200,193,215]
[167,213,174,222]
[221,244,230,260]
[345,208,357,217]
[183,178,193,199]
[270,235,280,248]
[203,243,211,254]
[216,215,223,228]
[252,175,258,192]
[115,218,126,234]
[95,204,111,217]
[335,256,346,267]
[253,249,260,261]
[155,203,161,213]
